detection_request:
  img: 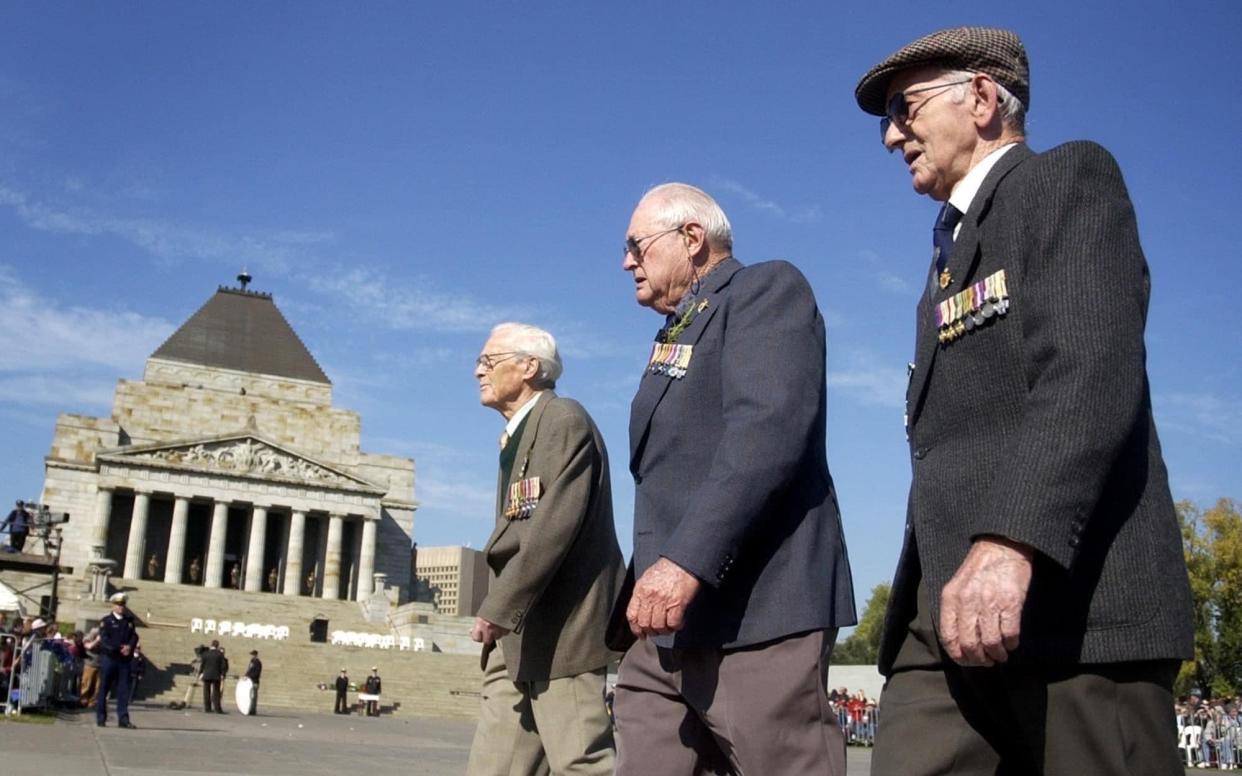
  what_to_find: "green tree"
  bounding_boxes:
[832,582,890,664]
[1177,498,1242,698]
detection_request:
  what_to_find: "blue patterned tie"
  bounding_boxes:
[932,203,963,290]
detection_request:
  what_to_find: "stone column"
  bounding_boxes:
[164,495,190,584]
[92,486,114,551]
[322,513,344,599]
[355,516,377,601]
[122,491,151,579]
[205,501,228,589]
[244,505,269,593]
[283,510,306,596]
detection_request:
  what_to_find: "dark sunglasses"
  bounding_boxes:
[879,79,972,142]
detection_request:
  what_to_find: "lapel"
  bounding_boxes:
[484,391,554,556]
[628,257,741,474]
[907,145,1033,430]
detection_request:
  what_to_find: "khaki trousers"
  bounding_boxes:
[79,663,100,707]
[613,629,845,776]
[872,579,1183,776]
[466,645,614,776]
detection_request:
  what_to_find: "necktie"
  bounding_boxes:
[932,203,963,290]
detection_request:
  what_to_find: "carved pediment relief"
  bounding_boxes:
[100,436,383,494]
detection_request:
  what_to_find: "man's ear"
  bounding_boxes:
[682,222,707,256]
[971,74,1001,130]
[521,356,541,381]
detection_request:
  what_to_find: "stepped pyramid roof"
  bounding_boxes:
[151,280,330,385]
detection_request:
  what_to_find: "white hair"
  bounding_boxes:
[942,69,1027,134]
[640,182,733,252]
[490,322,562,389]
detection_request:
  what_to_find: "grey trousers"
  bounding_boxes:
[613,629,845,776]
[872,579,1183,776]
[466,645,614,776]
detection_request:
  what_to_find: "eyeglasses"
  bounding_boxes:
[624,225,684,260]
[475,351,528,370]
[880,79,972,142]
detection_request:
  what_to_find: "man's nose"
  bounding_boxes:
[883,121,906,153]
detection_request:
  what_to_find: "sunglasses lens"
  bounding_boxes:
[886,93,907,124]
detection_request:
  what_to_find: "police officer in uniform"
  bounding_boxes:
[364,666,382,717]
[96,592,140,728]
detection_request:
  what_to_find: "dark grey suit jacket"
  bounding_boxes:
[880,142,1194,674]
[624,258,856,650]
[478,392,625,681]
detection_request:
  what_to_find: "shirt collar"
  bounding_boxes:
[948,143,1019,219]
[504,392,544,437]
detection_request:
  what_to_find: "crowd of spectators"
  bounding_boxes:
[828,687,879,746]
[1,609,146,713]
[1178,692,1241,769]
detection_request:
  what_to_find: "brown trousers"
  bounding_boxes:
[872,579,1183,776]
[613,629,845,776]
[79,663,100,707]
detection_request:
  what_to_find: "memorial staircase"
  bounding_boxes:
[111,578,482,719]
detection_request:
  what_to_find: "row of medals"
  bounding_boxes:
[935,269,1010,344]
[503,476,541,520]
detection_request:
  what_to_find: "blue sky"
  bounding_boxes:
[1,2,1238,616]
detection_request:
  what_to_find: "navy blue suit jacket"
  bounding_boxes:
[626,257,856,649]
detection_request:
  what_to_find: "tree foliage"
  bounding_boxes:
[1177,498,1242,698]
[832,582,890,664]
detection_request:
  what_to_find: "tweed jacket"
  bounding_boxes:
[477,391,625,682]
[879,141,1194,674]
[623,258,857,650]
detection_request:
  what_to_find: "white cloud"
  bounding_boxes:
[0,265,174,374]
[0,183,333,274]
[415,466,497,523]
[0,375,115,409]
[827,350,907,409]
[1155,392,1241,446]
[858,249,915,295]
[710,177,823,224]
[307,266,524,334]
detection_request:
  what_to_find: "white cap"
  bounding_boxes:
[109,592,127,604]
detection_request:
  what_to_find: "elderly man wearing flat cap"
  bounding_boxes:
[854,26,1193,776]
[96,591,140,728]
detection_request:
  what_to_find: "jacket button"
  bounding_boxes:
[1068,536,1080,549]
[634,474,643,485]
[913,448,927,460]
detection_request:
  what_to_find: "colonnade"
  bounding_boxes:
[97,486,378,602]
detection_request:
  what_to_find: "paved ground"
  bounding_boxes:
[3,705,1211,775]
[0,702,877,775]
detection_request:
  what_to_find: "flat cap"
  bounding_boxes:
[855,27,1029,116]
[109,592,127,604]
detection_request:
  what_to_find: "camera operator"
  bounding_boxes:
[1,500,31,552]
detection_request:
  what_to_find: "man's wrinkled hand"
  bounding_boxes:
[626,557,702,639]
[469,617,509,645]
[939,536,1034,667]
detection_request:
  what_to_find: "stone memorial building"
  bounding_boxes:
[39,277,416,602]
